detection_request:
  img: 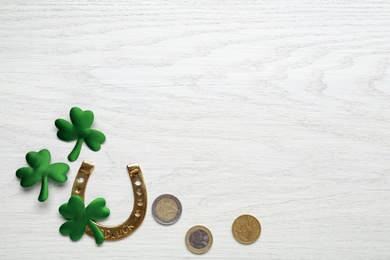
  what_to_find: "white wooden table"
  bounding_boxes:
[1,1,390,259]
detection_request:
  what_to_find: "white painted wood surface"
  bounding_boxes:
[1,1,390,259]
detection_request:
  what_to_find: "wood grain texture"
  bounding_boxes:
[1,1,390,259]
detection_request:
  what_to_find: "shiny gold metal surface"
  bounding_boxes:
[185,225,213,254]
[232,214,261,244]
[71,161,147,241]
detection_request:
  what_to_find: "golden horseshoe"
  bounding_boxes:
[71,161,147,241]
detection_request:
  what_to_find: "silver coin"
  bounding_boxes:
[152,194,182,225]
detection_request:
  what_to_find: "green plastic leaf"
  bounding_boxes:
[16,167,39,187]
[55,107,106,162]
[59,195,110,245]
[26,149,50,168]
[84,130,106,151]
[59,195,85,219]
[47,163,69,183]
[16,149,70,202]
[60,220,87,241]
[55,119,77,141]
[70,107,94,130]
[86,198,110,220]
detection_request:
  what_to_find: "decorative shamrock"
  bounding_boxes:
[16,149,70,202]
[55,107,106,162]
[59,195,110,245]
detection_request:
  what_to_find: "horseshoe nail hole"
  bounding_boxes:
[75,187,81,194]
[134,180,141,186]
[137,199,143,206]
[77,177,84,183]
[135,210,141,217]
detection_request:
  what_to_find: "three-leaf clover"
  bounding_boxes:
[55,107,106,162]
[16,149,70,202]
[59,195,110,245]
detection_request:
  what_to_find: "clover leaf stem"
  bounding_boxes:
[68,138,83,162]
[38,176,48,202]
[87,219,104,245]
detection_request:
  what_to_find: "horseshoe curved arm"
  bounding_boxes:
[71,161,147,241]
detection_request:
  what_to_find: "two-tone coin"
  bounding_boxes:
[152,194,182,225]
[232,214,261,244]
[185,225,213,254]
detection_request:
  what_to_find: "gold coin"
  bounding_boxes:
[232,214,261,244]
[185,225,213,254]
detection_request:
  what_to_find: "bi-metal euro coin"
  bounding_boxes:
[185,225,213,254]
[152,194,182,225]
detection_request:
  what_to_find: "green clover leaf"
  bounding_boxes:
[59,195,110,245]
[55,107,106,162]
[16,149,70,202]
